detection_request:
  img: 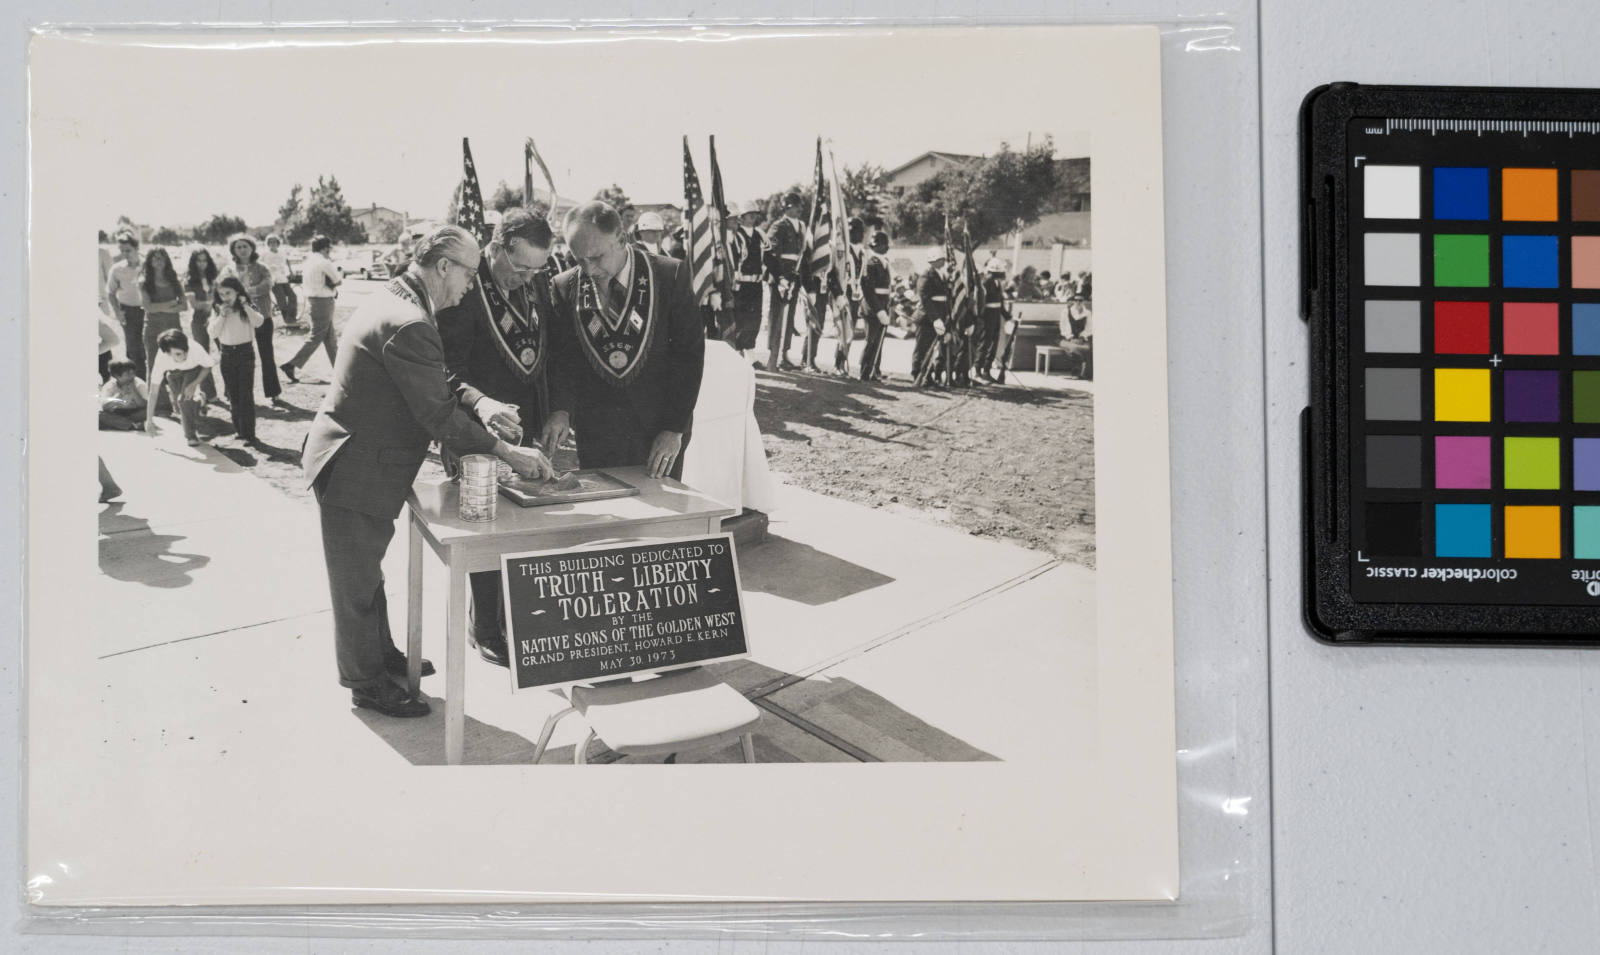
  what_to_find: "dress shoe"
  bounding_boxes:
[383,648,435,678]
[351,680,430,718]
[280,362,298,383]
[778,359,799,371]
[469,631,510,668]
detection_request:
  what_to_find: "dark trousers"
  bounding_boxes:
[467,571,507,643]
[252,294,281,398]
[189,310,218,401]
[316,491,400,690]
[272,282,298,323]
[98,351,111,382]
[859,313,886,381]
[218,343,257,441]
[765,286,795,367]
[973,311,1002,373]
[912,320,940,381]
[733,287,763,350]
[162,366,206,441]
[288,296,337,370]
[119,304,145,377]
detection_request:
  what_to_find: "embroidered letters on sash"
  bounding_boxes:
[477,262,545,383]
[573,247,656,386]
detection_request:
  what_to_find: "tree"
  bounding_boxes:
[593,184,635,227]
[290,175,367,245]
[490,180,525,213]
[276,184,303,235]
[887,139,1065,246]
[839,162,890,220]
[445,181,464,226]
[372,218,405,244]
[758,182,814,224]
[151,226,187,245]
[195,213,248,244]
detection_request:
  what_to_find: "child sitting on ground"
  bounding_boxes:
[145,329,214,446]
[98,358,147,431]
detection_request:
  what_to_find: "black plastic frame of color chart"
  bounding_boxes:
[1302,82,1600,644]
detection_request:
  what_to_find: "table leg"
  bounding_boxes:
[406,516,423,697]
[445,565,467,765]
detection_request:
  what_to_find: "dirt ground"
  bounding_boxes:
[185,316,1094,568]
[754,370,1094,567]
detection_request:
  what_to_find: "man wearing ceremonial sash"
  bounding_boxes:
[302,225,554,718]
[542,201,705,482]
[436,208,557,667]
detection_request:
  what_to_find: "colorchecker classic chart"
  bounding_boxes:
[1305,85,1600,641]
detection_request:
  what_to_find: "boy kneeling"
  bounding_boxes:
[145,329,215,446]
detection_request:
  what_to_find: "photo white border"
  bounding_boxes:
[27,24,1175,904]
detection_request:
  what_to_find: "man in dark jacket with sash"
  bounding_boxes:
[436,208,558,667]
[302,225,553,718]
[542,201,705,482]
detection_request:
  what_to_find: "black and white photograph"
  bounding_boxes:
[30,25,1176,904]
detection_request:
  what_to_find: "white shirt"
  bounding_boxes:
[301,252,342,299]
[261,247,290,284]
[207,303,266,347]
[147,343,215,391]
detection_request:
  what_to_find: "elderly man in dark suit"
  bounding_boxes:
[541,200,704,482]
[302,224,553,718]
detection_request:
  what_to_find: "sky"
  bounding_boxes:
[43,26,1090,231]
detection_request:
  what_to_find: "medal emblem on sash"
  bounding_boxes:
[477,262,545,383]
[573,247,657,386]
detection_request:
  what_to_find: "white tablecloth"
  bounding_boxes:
[683,341,779,514]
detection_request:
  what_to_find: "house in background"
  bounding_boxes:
[883,151,981,194]
[352,203,406,240]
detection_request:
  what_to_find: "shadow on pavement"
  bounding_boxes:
[97,504,210,589]
[356,652,995,766]
[736,534,894,605]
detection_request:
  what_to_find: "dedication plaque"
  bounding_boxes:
[501,534,750,691]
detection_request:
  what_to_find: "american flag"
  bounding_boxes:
[802,137,832,286]
[707,135,736,308]
[682,136,716,305]
[456,138,491,245]
[951,224,980,327]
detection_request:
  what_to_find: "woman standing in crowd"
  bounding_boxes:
[138,246,187,415]
[206,277,264,444]
[222,234,282,405]
[184,248,220,404]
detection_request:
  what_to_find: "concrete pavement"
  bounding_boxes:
[86,413,1093,769]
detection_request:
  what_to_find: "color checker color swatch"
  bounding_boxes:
[1358,161,1600,563]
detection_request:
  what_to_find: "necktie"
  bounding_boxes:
[608,278,627,316]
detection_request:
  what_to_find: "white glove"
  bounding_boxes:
[877,310,889,326]
[475,398,523,443]
[933,319,946,335]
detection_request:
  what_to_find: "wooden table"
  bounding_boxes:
[404,467,736,764]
